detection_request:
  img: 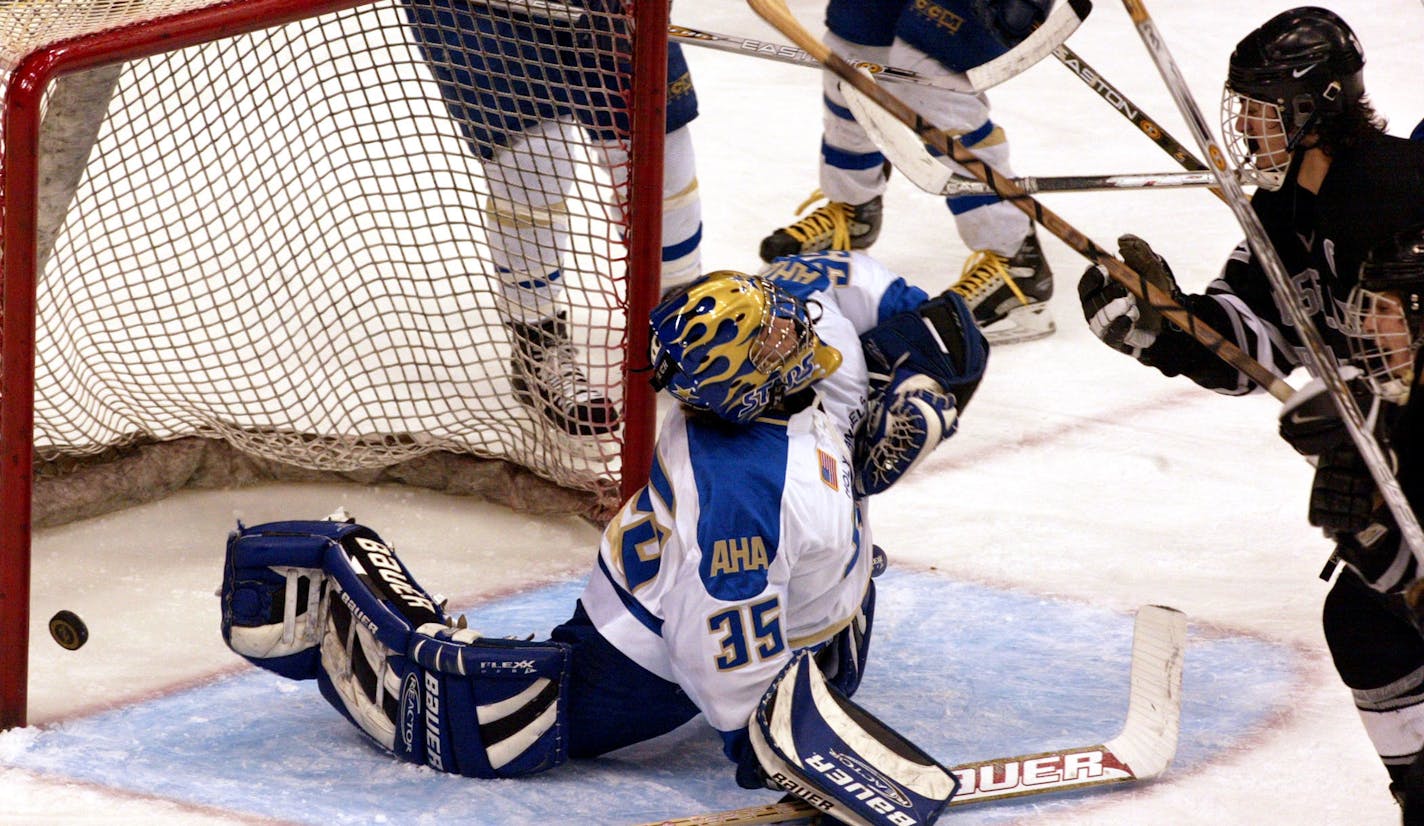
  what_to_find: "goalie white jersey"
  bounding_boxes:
[579,251,929,737]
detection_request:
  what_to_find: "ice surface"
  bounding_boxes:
[4,1,1422,824]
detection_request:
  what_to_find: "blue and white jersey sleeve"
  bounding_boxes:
[759,250,930,334]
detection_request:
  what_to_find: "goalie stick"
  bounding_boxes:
[746,0,1293,403]
[642,605,1187,826]
[1118,0,1424,571]
[671,0,1092,94]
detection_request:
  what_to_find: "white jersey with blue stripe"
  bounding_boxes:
[578,251,929,737]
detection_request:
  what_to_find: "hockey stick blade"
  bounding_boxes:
[641,605,1187,826]
[672,0,1088,94]
[967,0,1092,91]
[838,73,1215,196]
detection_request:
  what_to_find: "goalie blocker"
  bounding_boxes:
[221,518,571,778]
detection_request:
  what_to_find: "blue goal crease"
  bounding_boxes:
[0,570,1298,825]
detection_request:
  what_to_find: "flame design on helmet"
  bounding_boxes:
[648,271,841,424]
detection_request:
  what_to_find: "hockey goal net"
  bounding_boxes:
[0,0,667,728]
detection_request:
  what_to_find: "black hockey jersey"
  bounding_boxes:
[1143,129,1424,394]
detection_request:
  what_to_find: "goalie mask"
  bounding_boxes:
[1221,7,1365,190]
[1342,224,1424,405]
[649,271,842,425]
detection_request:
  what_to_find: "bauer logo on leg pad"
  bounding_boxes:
[750,651,957,826]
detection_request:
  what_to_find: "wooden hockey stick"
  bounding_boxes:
[671,0,1091,94]
[641,605,1187,826]
[1118,0,1424,570]
[746,0,1293,402]
[837,74,1215,196]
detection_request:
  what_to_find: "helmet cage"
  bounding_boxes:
[1343,286,1424,405]
[1221,88,1296,190]
[648,272,837,424]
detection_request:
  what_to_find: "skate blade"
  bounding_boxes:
[980,301,1055,345]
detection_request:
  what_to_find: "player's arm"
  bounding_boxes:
[856,280,989,495]
[1279,374,1416,593]
[1078,235,1301,394]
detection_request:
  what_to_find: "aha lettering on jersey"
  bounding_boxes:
[578,251,929,735]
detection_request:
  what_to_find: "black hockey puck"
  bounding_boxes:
[49,610,88,650]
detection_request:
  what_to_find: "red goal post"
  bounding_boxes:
[0,0,668,729]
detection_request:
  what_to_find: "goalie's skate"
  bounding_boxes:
[950,231,1055,345]
[758,190,883,262]
[508,314,619,436]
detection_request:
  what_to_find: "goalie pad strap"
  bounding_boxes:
[750,651,958,826]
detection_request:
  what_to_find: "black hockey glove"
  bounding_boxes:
[1278,367,1383,458]
[1077,235,1180,361]
[1308,444,1384,537]
[983,0,1052,45]
[1306,446,1413,596]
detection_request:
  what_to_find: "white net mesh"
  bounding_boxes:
[2,0,649,516]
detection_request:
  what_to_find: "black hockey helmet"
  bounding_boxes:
[1227,7,1364,142]
[1343,224,1424,403]
[1360,225,1424,295]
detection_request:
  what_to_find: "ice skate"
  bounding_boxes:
[950,230,1055,344]
[508,313,618,436]
[758,191,883,262]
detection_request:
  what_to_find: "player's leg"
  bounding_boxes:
[587,43,704,294]
[222,516,574,778]
[549,601,702,757]
[402,0,619,435]
[748,650,959,825]
[892,2,1055,345]
[482,120,620,436]
[757,0,903,262]
[1322,570,1424,820]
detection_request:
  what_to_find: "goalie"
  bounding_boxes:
[220,252,986,825]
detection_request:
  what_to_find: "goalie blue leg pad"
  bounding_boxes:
[221,519,381,680]
[550,602,701,758]
[750,651,959,826]
[403,635,572,777]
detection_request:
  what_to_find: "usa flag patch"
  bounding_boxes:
[818,449,838,491]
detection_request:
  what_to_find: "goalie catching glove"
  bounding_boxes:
[221,517,571,777]
[856,290,987,496]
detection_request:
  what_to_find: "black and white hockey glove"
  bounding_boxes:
[1278,367,1385,457]
[1078,235,1180,361]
